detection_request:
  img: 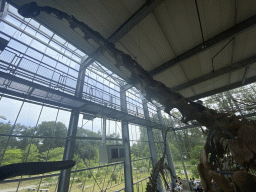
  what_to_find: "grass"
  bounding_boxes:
[0,159,200,191]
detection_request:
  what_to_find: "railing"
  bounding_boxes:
[0,27,168,125]
[0,48,77,95]
[114,176,149,192]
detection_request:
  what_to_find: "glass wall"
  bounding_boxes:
[1,3,256,192]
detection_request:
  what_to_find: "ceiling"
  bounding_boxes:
[7,0,256,100]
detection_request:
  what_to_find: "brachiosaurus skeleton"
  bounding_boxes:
[18,2,256,191]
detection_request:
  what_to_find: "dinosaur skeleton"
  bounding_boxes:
[15,2,256,191]
[146,131,175,192]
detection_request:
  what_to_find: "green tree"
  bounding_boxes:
[75,128,101,161]
[2,148,23,166]
[36,121,67,153]
[23,144,39,162]
[40,147,64,161]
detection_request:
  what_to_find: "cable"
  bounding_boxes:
[194,0,205,48]
[211,37,234,73]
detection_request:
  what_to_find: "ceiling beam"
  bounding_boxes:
[171,55,256,92]
[149,14,256,77]
[108,0,163,43]
[122,83,134,91]
[188,75,256,101]
[79,0,163,80]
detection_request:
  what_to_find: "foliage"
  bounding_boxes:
[111,172,118,183]
[87,171,93,179]
[36,121,67,153]
[190,165,200,178]
[23,144,39,162]
[40,147,64,161]
[2,148,23,166]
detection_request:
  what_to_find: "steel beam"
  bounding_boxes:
[149,14,256,76]
[120,86,134,192]
[0,70,172,131]
[108,0,163,43]
[142,99,163,191]
[171,55,256,92]
[79,0,163,74]
[156,108,176,191]
[188,75,256,101]
[122,83,134,91]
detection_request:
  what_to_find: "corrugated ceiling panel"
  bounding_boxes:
[114,40,155,72]
[75,0,119,38]
[178,87,195,98]
[180,55,203,80]
[247,63,256,78]
[229,68,245,84]
[238,27,256,59]
[232,30,251,63]
[154,64,187,88]
[197,50,215,74]
[119,26,161,70]
[121,0,145,14]
[138,13,175,65]
[236,0,256,23]
[99,0,133,27]
[153,1,183,56]
[210,41,233,71]
[199,0,235,40]
[196,41,234,75]
[193,74,229,95]
[160,0,201,55]
[232,27,256,65]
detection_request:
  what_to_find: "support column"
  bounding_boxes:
[170,118,192,191]
[58,56,89,192]
[157,108,176,190]
[142,99,163,191]
[102,116,106,144]
[120,86,134,192]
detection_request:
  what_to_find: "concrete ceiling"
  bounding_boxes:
[8,0,256,99]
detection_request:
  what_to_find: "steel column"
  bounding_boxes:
[157,108,176,190]
[102,116,107,144]
[142,99,163,191]
[58,109,79,192]
[120,86,134,192]
[171,119,191,190]
[57,59,88,192]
